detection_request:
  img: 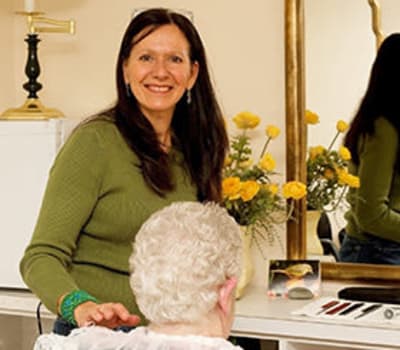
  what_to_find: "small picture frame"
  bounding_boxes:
[267,259,321,299]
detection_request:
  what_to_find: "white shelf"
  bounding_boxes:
[0,290,53,319]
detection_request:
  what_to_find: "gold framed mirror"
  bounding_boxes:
[284,0,400,281]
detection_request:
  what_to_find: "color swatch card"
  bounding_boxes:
[292,296,400,325]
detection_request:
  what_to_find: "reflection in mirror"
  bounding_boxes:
[305,1,376,259]
[286,0,400,279]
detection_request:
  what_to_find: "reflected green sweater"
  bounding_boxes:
[345,117,400,242]
[20,118,197,317]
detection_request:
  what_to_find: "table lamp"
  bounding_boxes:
[1,0,75,120]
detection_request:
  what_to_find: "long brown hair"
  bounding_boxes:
[345,33,400,167]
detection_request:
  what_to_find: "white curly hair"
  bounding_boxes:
[129,201,242,324]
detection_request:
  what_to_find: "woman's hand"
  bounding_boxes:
[74,301,141,329]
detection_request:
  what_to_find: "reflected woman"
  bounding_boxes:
[339,33,400,264]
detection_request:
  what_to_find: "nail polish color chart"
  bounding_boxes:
[291,296,400,326]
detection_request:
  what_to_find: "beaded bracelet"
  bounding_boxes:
[60,290,98,326]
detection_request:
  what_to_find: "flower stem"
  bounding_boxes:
[259,137,271,160]
[327,131,340,151]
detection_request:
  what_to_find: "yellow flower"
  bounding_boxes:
[339,146,351,161]
[337,168,350,185]
[232,111,261,129]
[266,183,279,195]
[282,181,307,200]
[259,153,276,171]
[240,180,260,202]
[222,177,242,200]
[224,156,232,167]
[305,110,319,124]
[323,168,335,180]
[266,125,280,139]
[336,120,349,133]
[346,174,360,188]
[239,158,253,168]
[337,170,360,188]
[308,145,325,159]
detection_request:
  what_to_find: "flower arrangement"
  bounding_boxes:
[305,110,360,212]
[222,111,306,248]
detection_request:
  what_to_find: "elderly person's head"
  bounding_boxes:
[129,201,241,338]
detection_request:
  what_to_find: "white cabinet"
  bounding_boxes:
[0,119,64,289]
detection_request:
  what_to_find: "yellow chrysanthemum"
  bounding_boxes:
[232,111,261,129]
[240,180,260,202]
[239,159,253,168]
[222,177,241,200]
[259,153,276,171]
[282,181,307,200]
[305,110,319,124]
[336,120,349,133]
[308,145,325,160]
[266,125,280,139]
[339,146,351,161]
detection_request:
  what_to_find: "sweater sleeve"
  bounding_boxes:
[20,123,106,314]
[354,117,400,241]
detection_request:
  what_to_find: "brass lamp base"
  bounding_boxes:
[0,98,64,120]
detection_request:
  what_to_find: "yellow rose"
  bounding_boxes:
[232,111,261,129]
[308,145,325,159]
[222,177,242,200]
[266,125,280,139]
[336,120,349,133]
[282,181,307,200]
[305,110,319,124]
[240,180,260,202]
[259,153,276,171]
[339,146,351,161]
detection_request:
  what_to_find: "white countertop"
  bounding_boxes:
[232,282,400,348]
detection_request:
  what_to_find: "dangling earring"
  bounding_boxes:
[126,83,132,98]
[186,89,192,105]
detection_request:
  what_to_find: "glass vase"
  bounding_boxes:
[306,210,324,256]
[235,225,255,299]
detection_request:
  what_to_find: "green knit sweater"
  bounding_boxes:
[20,118,197,318]
[345,117,400,242]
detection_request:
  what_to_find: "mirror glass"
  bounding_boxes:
[303,0,400,276]
[305,0,375,256]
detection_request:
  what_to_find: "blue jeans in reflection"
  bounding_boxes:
[339,232,400,265]
[53,318,134,336]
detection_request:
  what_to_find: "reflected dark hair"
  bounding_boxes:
[345,33,400,166]
[102,8,228,201]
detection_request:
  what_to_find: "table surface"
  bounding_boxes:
[233,281,400,348]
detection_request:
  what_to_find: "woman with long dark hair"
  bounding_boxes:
[20,8,228,334]
[339,33,400,264]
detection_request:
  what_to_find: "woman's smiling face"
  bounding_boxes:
[123,24,199,121]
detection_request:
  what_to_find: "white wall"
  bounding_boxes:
[4,0,286,165]
[0,0,16,108]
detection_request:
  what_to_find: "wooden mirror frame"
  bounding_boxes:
[284,0,400,281]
